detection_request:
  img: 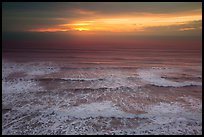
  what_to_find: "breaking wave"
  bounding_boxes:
[137,67,202,88]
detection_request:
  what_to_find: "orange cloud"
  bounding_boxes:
[28,12,202,33]
[28,28,70,32]
[179,27,196,31]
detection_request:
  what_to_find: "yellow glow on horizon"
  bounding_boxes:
[74,27,90,31]
[28,13,202,33]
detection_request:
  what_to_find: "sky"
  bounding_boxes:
[2,2,202,50]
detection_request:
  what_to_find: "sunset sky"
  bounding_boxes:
[2,2,202,50]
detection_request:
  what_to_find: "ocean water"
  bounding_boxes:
[2,48,202,135]
[2,48,201,88]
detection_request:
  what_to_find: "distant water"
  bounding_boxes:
[2,48,202,67]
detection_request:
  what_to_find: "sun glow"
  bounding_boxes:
[74,27,90,31]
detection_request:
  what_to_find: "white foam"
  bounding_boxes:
[2,60,59,79]
[147,102,182,114]
[137,67,202,87]
[91,74,139,89]
[2,60,60,94]
[141,102,200,125]
[179,96,202,110]
[61,101,136,118]
[2,80,42,94]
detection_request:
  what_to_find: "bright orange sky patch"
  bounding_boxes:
[28,13,202,33]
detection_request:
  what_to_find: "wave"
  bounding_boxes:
[78,86,134,91]
[2,77,105,82]
[138,67,202,88]
[60,66,139,70]
[61,78,104,81]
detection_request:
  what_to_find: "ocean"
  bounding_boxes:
[2,48,202,135]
